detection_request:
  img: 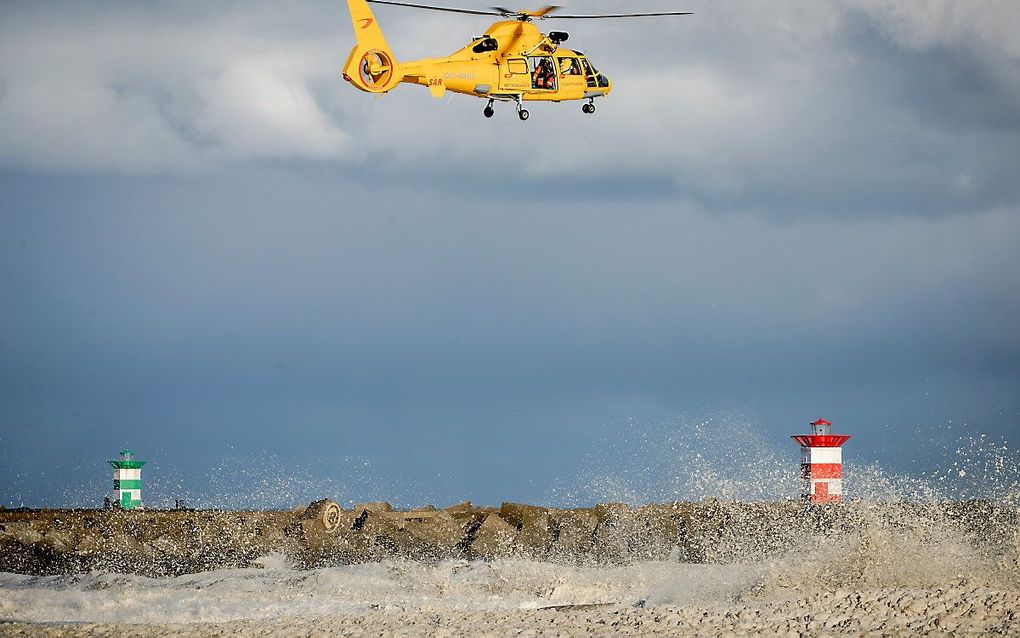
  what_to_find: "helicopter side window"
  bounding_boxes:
[557,57,582,76]
[507,58,528,74]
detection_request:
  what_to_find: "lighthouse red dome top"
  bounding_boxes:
[791,418,850,448]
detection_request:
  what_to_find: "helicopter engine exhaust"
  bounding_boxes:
[472,37,498,53]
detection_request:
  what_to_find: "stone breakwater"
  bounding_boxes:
[0,500,1018,576]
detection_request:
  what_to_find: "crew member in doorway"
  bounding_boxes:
[533,58,555,89]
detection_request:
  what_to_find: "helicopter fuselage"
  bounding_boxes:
[343,15,611,102]
[394,21,612,103]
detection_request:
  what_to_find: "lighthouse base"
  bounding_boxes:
[804,480,842,504]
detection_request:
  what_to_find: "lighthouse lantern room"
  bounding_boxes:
[791,419,850,503]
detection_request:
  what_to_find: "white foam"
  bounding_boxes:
[0,558,762,624]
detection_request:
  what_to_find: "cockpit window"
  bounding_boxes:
[580,58,598,87]
[575,58,609,88]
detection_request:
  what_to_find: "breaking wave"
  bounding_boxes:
[2,499,1017,625]
[1,418,1017,627]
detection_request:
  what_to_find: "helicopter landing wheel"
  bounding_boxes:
[484,105,494,118]
[518,108,530,121]
[582,101,596,114]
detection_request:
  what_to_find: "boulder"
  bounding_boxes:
[500,502,555,556]
[35,530,73,554]
[289,499,365,565]
[7,524,45,547]
[398,509,441,522]
[399,511,471,559]
[594,502,632,524]
[302,499,346,533]
[630,504,691,560]
[590,503,634,561]
[550,508,599,556]
[354,502,393,513]
[470,513,518,559]
[590,503,691,561]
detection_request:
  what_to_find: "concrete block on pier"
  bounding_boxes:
[399,511,471,559]
[470,512,518,559]
[550,508,599,556]
[302,499,346,533]
[355,502,393,513]
[500,502,555,556]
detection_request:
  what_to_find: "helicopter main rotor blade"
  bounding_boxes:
[544,11,693,19]
[366,0,504,17]
[366,2,690,20]
[528,5,560,17]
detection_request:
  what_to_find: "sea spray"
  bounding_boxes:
[2,420,1018,629]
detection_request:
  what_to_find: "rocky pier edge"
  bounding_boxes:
[1,499,1016,576]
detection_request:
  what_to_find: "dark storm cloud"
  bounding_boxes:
[1,1,1018,216]
[830,10,1020,212]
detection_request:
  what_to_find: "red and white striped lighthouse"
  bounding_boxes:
[791,419,850,503]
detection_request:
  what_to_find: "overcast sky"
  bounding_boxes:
[1,1,1018,508]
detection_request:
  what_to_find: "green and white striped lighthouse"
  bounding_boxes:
[108,449,145,510]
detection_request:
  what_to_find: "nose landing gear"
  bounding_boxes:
[582,98,596,114]
[483,99,494,118]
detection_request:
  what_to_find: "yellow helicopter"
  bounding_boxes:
[342,0,691,120]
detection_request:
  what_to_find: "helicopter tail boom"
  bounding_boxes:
[343,0,402,93]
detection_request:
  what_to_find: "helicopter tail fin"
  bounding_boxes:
[343,0,402,94]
